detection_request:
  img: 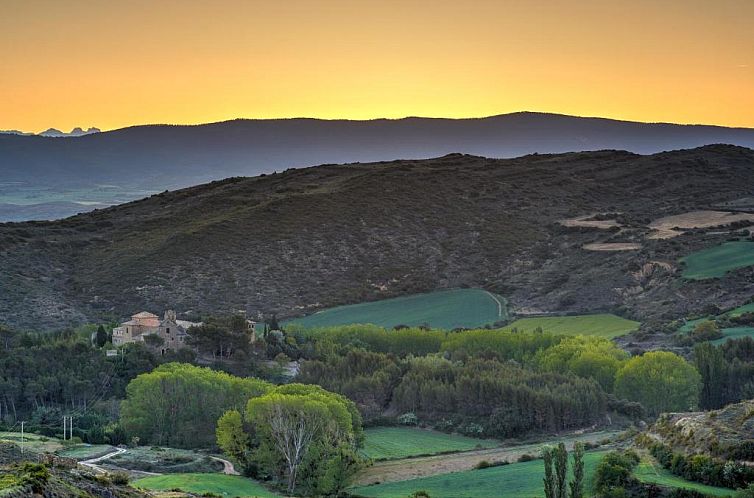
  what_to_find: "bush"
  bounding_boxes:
[110,471,129,485]
[397,412,419,426]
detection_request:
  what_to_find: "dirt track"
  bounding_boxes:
[354,430,620,486]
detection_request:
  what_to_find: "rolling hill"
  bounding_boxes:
[2,112,754,221]
[1,145,754,330]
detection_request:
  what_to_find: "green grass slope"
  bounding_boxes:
[635,457,733,496]
[57,444,115,460]
[132,473,280,497]
[501,314,639,338]
[351,451,607,498]
[288,289,508,330]
[363,427,499,461]
[681,241,754,280]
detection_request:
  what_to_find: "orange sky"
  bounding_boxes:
[2,0,752,132]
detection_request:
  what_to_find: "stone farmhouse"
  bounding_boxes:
[112,310,200,355]
[112,310,258,355]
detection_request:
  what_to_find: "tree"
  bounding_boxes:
[569,442,585,498]
[555,443,568,498]
[543,446,556,498]
[614,351,701,416]
[187,315,253,360]
[244,384,363,495]
[694,342,726,409]
[120,363,270,447]
[543,442,586,498]
[95,325,108,348]
[216,409,250,469]
[536,336,628,392]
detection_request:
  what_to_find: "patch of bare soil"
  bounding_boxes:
[648,210,754,239]
[583,243,641,251]
[560,214,621,230]
[353,430,620,486]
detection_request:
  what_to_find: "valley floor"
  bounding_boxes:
[353,429,620,487]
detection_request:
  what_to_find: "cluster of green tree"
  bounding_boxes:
[592,450,712,498]
[186,314,256,360]
[301,349,607,437]
[393,356,605,437]
[120,363,271,447]
[695,338,754,410]
[289,324,446,357]
[0,326,163,439]
[542,442,585,498]
[216,384,363,496]
[649,442,754,490]
[614,352,701,416]
[297,325,702,429]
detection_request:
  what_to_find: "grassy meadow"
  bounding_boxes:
[351,451,607,498]
[634,457,733,496]
[362,427,498,461]
[0,432,63,453]
[57,444,115,460]
[133,473,280,497]
[500,314,639,338]
[288,288,508,330]
[681,241,754,280]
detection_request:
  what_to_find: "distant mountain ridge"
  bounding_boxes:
[38,126,101,137]
[2,112,754,188]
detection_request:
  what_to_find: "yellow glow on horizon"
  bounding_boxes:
[1,0,753,132]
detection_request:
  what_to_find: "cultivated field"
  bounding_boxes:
[288,288,508,330]
[582,243,641,252]
[634,456,733,496]
[648,210,754,239]
[363,427,499,461]
[501,314,639,338]
[351,450,608,498]
[726,302,754,317]
[711,327,754,345]
[133,473,280,497]
[354,431,619,486]
[681,241,754,279]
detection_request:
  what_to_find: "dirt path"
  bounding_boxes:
[353,430,620,486]
[484,291,505,318]
[80,447,127,474]
[211,456,240,475]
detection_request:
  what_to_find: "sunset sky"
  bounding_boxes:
[2,0,753,132]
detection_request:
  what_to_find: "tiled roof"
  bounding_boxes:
[132,311,158,319]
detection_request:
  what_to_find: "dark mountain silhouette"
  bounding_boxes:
[3,112,754,188]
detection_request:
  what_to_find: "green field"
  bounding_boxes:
[288,289,508,330]
[133,473,280,497]
[500,314,639,338]
[681,241,754,280]
[725,302,754,317]
[363,427,499,461]
[634,457,733,496]
[711,327,754,345]
[351,451,607,498]
[57,444,115,460]
[0,432,62,453]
